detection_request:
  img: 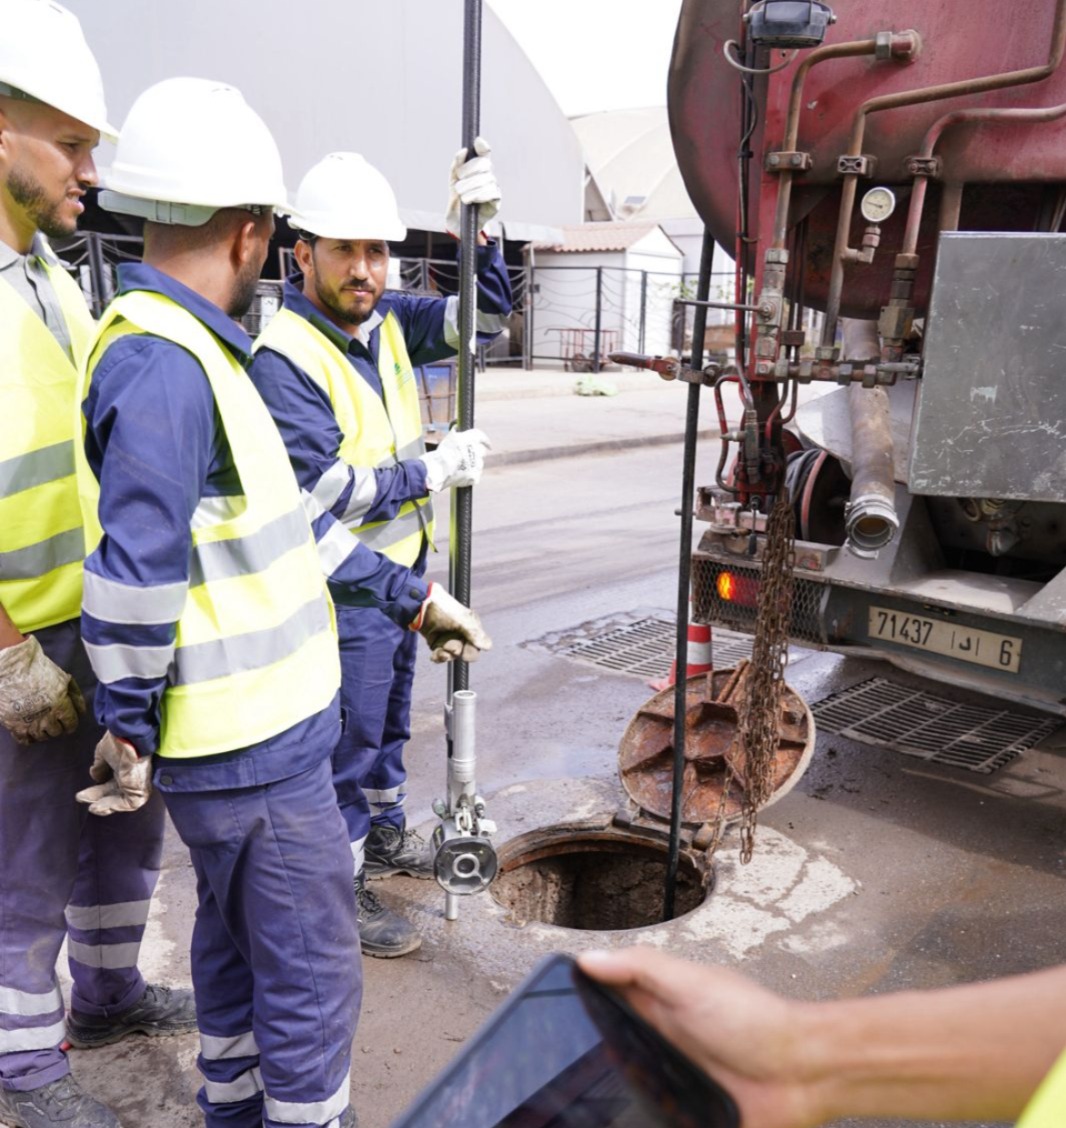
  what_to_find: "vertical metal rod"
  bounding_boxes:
[638,270,648,353]
[593,266,603,372]
[449,0,482,699]
[86,232,108,317]
[663,229,716,922]
[522,246,533,369]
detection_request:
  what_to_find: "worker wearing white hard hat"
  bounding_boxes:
[250,144,510,958]
[75,76,490,1128]
[0,7,199,1128]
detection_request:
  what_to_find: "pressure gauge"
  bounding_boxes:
[860,187,897,224]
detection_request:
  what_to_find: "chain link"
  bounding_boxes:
[704,481,796,863]
[736,484,796,861]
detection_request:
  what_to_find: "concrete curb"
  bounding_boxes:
[486,427,721,466]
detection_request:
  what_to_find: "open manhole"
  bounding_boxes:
[491,827,709,931]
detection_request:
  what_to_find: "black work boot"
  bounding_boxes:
[355,873,421,958]
[363,822,434,880]
[0,1075,120,1127]
[65,983,197,1049]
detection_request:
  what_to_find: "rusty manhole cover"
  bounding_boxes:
[618,664,815,823]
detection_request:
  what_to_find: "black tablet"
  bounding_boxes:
[391,952,740,1128]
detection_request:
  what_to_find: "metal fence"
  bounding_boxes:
[528,265,739,371]
[55,236,822,369]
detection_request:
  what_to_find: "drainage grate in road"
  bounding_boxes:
[811,677,1061,773]
[525,611,760,680]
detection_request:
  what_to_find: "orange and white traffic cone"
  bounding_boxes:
[650,611,713,692]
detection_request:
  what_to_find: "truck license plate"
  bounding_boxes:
[868,607,1022,674]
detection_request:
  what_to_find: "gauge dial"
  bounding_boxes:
[860,187,897,224]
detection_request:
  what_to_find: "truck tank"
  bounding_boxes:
[670,0,1066,318]
[662,0,1066,714]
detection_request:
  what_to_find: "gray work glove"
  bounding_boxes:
[76,731,152,816]
[419,428,491,492]
[411,583,492,664]
[445,136,501,236]
[0,635,86,744]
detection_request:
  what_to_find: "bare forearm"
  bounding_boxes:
[801,966,1066,1121]
[578,948,1066,1128]
[0,603,26,648]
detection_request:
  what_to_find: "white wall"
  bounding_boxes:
[531,250,625,365]
[625,229,683,355]
[531,229,682,363]
[66,0,585,230]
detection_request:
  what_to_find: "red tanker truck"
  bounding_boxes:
[668,0,1066,716]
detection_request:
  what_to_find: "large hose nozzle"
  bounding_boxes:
[846,383,899,558]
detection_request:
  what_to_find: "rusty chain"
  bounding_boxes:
[704,481,797,863]
[735,484,796,861]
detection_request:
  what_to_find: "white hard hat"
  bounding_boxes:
[100,77,287,227]
[0,0,115,137]
[287,152,407,241]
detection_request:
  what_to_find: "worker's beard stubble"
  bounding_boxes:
[229,253,265,320]
[7,165,76,240]
[315,277,378,328]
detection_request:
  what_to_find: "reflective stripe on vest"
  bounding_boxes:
[74,290,340,759]
[253,307,434,567]
[1019,1048,1066,1128]
[0,256,93,632]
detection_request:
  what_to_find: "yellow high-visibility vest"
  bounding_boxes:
[0,255,93,633]
[74,289,340,759]
[1018,1048,1066,1127]
[254,307,434,568]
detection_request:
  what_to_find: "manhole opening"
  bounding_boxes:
[491,831,708,931]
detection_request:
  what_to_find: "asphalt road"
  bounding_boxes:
[59,437,1066,1128]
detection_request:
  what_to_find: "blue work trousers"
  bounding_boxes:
[161,756,360,1128]
[334,603,418,874]
[0,620,165,1092]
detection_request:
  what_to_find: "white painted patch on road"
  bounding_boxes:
[676,828,858,960]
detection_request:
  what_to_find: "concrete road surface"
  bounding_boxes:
[46,369,1066,1128]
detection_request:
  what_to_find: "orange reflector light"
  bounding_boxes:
[716,571,760,607]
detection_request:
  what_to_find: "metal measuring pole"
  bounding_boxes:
[663,229,717,921]
[435,0,497,923]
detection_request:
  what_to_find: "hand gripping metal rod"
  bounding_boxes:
[442,0,483,923]
[449,0,481,668]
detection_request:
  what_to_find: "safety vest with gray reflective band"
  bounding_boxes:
[254,308,434,567]
[0,258,93,632]
[74,290,341,759]
[1019,1048,1066,1127]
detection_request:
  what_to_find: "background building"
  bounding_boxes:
[66,0,581,243]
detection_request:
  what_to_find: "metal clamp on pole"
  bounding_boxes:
[433,691,498,921]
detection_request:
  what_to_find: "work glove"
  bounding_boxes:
[76,732,152,816]
[445,136,501,237]
[411,583,492,664]
[419,427,491,492]
[0,635,86,744]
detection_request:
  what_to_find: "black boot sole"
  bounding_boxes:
[360,934,423,959]
[64,1018,198,1050]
